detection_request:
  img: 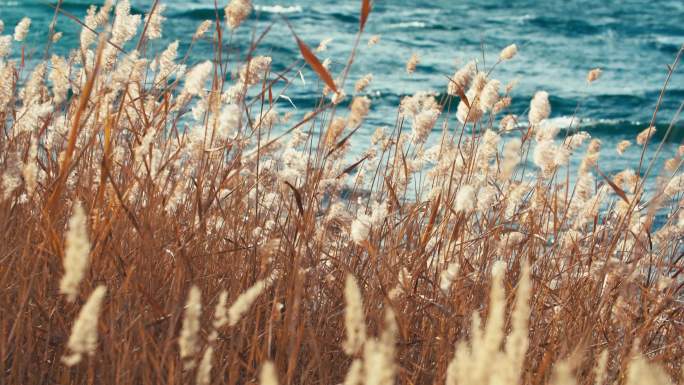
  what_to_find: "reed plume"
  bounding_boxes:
[179,286,202,369]
[62,286,107,366]
[59,202,91,302]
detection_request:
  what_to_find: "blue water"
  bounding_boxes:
[1,0,683,180]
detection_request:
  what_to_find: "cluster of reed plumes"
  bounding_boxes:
[1,0,683,384]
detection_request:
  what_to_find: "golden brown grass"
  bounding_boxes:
[1,0,683,384]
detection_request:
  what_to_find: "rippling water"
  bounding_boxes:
[1,0,683,180]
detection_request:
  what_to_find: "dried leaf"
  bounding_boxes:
[292,32,338,94]
[456,89,470,109]
[445,74,470,108]
[336,155,368,179]
[420,193,441,247]
[268,85,273,107]
[327,124,363,158]
[284,181,305,216]
[360,0,372,32]
[384,176,401,212]
[596,166,630,204]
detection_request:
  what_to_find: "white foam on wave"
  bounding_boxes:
[652,35,684,46]
[390,21,427,29]
[540,116,641,131]
[504,117,580,131]
[510,116,634,132]
[255,5,303,14]
[543,116,579,129]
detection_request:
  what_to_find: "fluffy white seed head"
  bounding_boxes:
[534,140,558,176]
[535,122,561,142]
[62,286,107,366]
[350,212,372,245]
[14,17,31,42]
[355,73,373,93]
[80,6,98,50]
[550,361,576,385]
[22,140,38,196]
[179,286,202,369]
[110,0,141,47]
[636,126,656,145]
[196,347,214,385]
[154,40,180,85]
[455,185,476,213]
[216,103,241,140]
[529,91,550,126]
[565,131,591,150]
[260,361,279,385]
[500,114,518,132]
[480,79,501,112]
[362,309,397,385]
[617,140,631,155]
[367,35,380,47]
[239,56,272,86]
[60,202,91,302]
[20,61,47,105]
[225,0,252,30]
[406,53,419,74]
[448,62,475,96]
[439,262,460,294]
[625,355,672,385]
[457,98,482,124]
[194,20,213,39]
[349,96,371,128]
[95,0,114,26]
[587,68,602,83]
[664,174,684,198]
[211,290,229,335]
[411,108,439,144]
[499,43,518,60]
[144,4,166,40]
[593,350,609,385]
[579,139,601,175]
[456,73,487,123]
[183,61,213,96]
[49,55,69,105]
[0,35,12,58]
[503,261,531,380]
[343,274,366,356]
[492,96,511,114]
[343,359,363,385]
[370,201,389,226]
[228,274,274,326]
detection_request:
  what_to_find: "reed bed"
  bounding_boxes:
[1,0,683,384]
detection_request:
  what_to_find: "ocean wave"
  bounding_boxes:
[254,5,303,14]
[651,35,683,54]
[652,35,684,45]
[528,16,601,36]
[173,8,217,19]
[173,4,303,19]
[389,21,427,29]
[542,116,581,129]
[538,117,682,142]
[540,116,647,131]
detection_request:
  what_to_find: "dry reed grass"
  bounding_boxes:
[1,0,683,384]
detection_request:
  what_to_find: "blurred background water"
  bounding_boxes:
[1,0,683,188]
